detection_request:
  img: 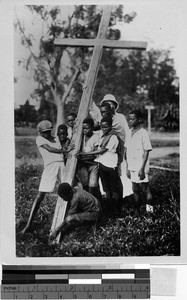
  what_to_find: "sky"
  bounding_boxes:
[14,0,181,106]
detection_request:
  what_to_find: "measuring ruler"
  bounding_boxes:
[1,266,150,299]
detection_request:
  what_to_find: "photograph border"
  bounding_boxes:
[1,0,187,265]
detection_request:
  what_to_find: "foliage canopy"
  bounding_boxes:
[14,5,179,130]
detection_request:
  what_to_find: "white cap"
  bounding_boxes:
[100,94,119,110]
[37,120,52,132]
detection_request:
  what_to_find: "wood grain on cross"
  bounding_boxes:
[51,6,147,242]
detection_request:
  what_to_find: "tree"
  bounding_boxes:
[15,5,179,131]
[143,49,179,106]
[15,100,38,126]
[93,48,179,120]
[14,5,136,129]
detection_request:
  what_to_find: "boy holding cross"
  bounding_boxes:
[66,112,77,139]
[21,120,74,234]
[76,117,101,200]
[79,115,123,212]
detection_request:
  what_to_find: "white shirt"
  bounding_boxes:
[126,127,152,172]
[82,132,100,153]
[67,126,73,139]
[95,134,119,168]
[36,136,63,168]
[113,113,130,143]
[89,102,130,143]
[89,102,102,123]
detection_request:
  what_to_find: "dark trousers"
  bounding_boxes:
[99,163,123,209]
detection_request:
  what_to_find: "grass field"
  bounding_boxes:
[15,133,180,257]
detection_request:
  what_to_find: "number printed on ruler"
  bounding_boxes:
[1,283,150,299]
[1,266,150,299]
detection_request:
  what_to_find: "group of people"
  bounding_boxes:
[21,94,153,241]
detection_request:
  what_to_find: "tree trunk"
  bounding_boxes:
[51,68,80,135]
[55,93,65,134]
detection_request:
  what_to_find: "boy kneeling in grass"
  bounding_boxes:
[125,110,153,217]
[50,182,102,241]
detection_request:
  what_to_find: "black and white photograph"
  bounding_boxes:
[2,0,184,259]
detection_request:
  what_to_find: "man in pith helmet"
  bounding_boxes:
[100,94,130,143]
[89,95,133,198]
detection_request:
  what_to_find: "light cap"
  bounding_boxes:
[37,120,52,132]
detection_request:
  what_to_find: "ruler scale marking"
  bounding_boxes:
[1,267,150,299]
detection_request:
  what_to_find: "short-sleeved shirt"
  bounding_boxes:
[95,134,119,168]
[89,103,130,144]
[67,187,101,216]
[113,113,130,143]
[126,127,152,172]
[36,136,63,168]
[82,132,99,153]
[67,126,73,139]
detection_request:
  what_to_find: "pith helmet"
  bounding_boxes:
[100,94,119,110]
[37,120,52,132]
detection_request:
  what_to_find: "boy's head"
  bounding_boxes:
[66,113,77,128]
[82,117,94,136]
[101,116,113,135]
[57,124,68,142]
[100,102,112,118]
[58,182,74,201]
[37,120,52,138]
[128,109,143,129]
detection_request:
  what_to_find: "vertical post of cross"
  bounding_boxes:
[50,6,113,242]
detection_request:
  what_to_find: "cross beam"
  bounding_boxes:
[54,37,147,50]
[51,6,147,242]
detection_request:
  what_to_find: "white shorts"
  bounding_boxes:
[39,161,65,193]
[121,160,133,196]
[130,171,149,183]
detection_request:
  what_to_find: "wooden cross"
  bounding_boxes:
[50,6,147,242]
